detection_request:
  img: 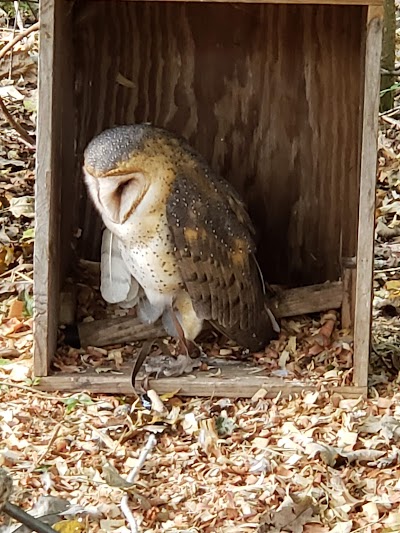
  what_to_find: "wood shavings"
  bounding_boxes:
[2,386,400,530]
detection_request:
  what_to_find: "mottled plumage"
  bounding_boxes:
[83,124,277,352]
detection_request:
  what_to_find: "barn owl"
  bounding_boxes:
[83,124,278,357]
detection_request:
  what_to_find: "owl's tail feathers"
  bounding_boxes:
[100,228,140,305]
[266,306,280,334]
[118,283,142,309]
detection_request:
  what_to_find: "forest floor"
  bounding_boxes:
[2,13,400,533]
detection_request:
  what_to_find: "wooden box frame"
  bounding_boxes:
[34,0,383,397]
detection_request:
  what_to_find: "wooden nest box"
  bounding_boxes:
[34,0,383,397]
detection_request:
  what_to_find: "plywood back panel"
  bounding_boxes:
[72,1,365,286]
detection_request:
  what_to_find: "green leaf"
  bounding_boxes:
[25,376,41,386]
[22,289,34,317]
[380,83,400,97]
[21,228,35,241]
[215,415,236,437]
[61,393,94,414]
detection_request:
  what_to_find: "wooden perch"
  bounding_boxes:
[63,281,344,348]
[270,281,344,318]
[64,316,166,348]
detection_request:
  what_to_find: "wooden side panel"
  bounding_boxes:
[74,2,364,287]
[34,0,74,376]
[353,7,383,388]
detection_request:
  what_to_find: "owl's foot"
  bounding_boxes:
[184,339,207,360]
[166,308,205,359]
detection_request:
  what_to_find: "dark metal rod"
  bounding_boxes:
[3,502,57,533]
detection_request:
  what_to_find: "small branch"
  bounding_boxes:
[14,1,24,31]
[0,21,39,61]
[381,68,400,76]
[121,498,138,533]
[375,266,400,273]
[121,434,157,533]
[380,114,400,128]
[127,434,157,483]
[0,380,76,401]
[35,422,62,465]
[379,106,400,117]
[0,95,36,147]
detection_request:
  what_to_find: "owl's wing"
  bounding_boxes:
[100,228,140,306]
[166,170,275,351]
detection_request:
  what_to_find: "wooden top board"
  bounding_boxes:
[122,0,383,6]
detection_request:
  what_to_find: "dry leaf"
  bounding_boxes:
[305,442,338,466]
[7,298,24,319]
[329,522,352,533]
[260,495,317,533]
[362,502,379,522]
[8,196,35,218]
[384,511,400,532]
[102,462,135,489]
[101,463,150,509]
[146,389,168,414]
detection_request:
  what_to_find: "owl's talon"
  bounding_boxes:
[185,340,206,360]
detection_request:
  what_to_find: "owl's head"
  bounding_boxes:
[83,124,179,225]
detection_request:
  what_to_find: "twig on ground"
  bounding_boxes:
[121,433,157,533]
[14,1,24,31]
[0,380,78,402]
[379,106,400,118]
[380,114,400,128]
[0,21,39,61]
[375,266,400,273]
[0,95,35,146]
[0,20,39,145]
[35,422,62,465]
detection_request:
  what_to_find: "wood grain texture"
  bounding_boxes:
[34,0,74,376]
[77,317,166,347]
[122,0,382,3]
[271,281,343,318]
[353,6,383,388]
[74,2,365,287]
[341,264,357,328]
[37,363,367,398]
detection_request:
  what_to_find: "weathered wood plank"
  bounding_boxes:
[353,6,383,388]
[37,364,367,398]
[68,317,166,348]
[34,0,75,377]
[121,0,382,5]
[34,0,58,377]
[341,266,356,328]
[271,281,343,318]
